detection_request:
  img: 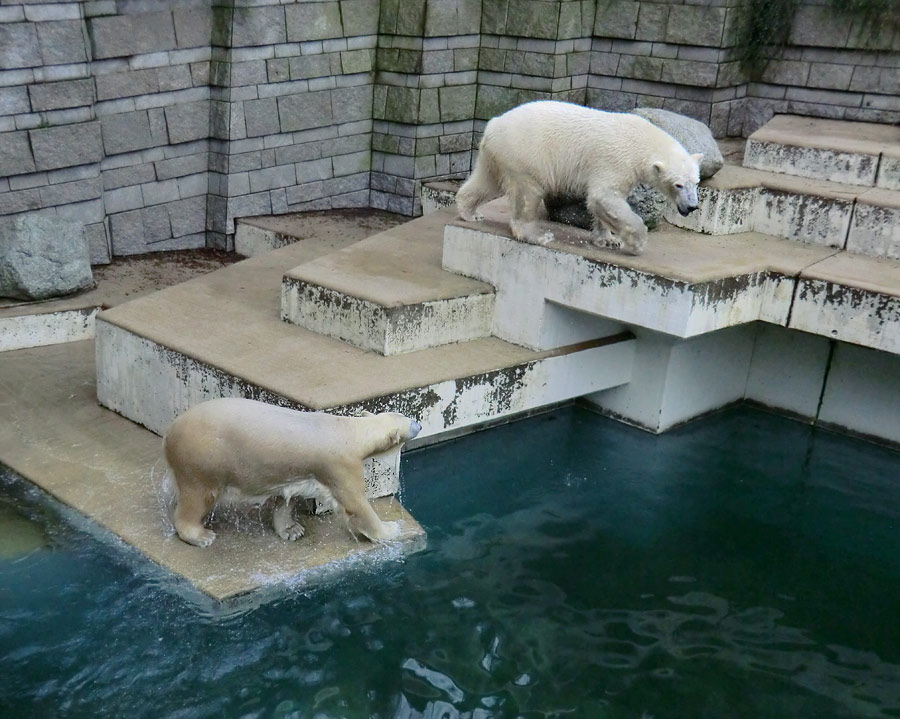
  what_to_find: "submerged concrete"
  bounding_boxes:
[0,340,425,602]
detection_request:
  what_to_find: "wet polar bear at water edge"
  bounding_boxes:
[455,100,703,255]
[162,398,422,547]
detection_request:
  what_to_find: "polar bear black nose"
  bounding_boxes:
[409,420,422,439]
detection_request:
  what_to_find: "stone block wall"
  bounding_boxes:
[1,0,897,258]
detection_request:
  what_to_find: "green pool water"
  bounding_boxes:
[1,406,899,718]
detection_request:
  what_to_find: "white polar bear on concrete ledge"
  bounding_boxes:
[456,100,703,255]
[163,398,422,547]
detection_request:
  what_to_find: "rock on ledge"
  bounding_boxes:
[0,215,93,301]
[632,107,724,180]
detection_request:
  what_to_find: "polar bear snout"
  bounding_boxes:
[409,419,422,439]
[678,203,698,217]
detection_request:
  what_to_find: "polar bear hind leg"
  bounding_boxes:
[456,147,503,222]
[272,496,305,540]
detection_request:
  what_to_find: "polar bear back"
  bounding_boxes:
[163,398,408,489]
[480,101,690,196]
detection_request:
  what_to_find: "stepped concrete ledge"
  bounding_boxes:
[282,211,496,355]
[234,208,406,258]
[0,340,425,603]
[444,199,899,355]
[96,231,635,450]
[666,164,900,258]
[0,249,238,353]
[744,115,900,188]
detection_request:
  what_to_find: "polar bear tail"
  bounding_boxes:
[456,143,502,221]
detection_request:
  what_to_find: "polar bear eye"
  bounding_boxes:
[674,183,684,190]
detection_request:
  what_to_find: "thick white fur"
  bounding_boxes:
[162,398,420,547]
[456,100,702,255]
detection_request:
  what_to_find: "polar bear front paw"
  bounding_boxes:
[277,521,306,541]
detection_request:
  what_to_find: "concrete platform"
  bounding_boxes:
[0,249,238,352]
[744,115,899,187]
[234,208,406,257]
[95,229,635,443]
[444,199,840,347]
[0,340,426,602]
[282,211,496,354]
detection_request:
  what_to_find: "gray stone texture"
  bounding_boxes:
[29,79,94,112]
[31,122,103,171]
[1,0,898,259]
[631,107,724,179]
[0,214,93,300]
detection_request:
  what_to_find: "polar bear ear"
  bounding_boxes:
[653,160,665,174]
[360,410,376,417]
[691,153,704,164]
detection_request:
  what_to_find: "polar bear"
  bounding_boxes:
[456,100,703,255]
[162,398,422,547]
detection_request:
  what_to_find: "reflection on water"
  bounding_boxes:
[1,406,899,719]
[0,499,47,559]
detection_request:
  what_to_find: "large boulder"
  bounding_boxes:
[631,107,724,179]
[0,214,93,301]
[546,184,667,233]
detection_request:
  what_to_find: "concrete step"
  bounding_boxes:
[281,211,496,355]
[234,209,407,257]
[666,164,900,260]
[447,199,899,356]
[95,232,635,467]
[421,180,460,215]
[743,115,900,189]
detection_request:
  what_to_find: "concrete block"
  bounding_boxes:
[594,0,638,39]
[243,97,280,138]
[753,188,852,249]
[89,15,135,59]
[847,199,900,260]
[340,0,380,37]
[157,65,193,93]
[165,101,209,145]
[95,69,159,101]
[230,60,268,87]
[37,20,88,66]
[0,130,37,176]
[168,195,206,236]
[745,324,830,419]
[818,343,900,447]
[506,0,561,40]
[101,111,156,155]
[0,86,30,116]
[332,150,370,176]
[286,2,342,42]
[177,172,208,199]
[0,22,41,69]
[331,85,373,124]
[173,7,212,49]
[155,153,207,182]
[28,79,94,112]
[0,214,93,301]
[278,90,333,132]
[104,184,144,214]
[249,164,297,193]
[231,5,286,47]
[39,176,101,207]
[666,6,726,47]
[31,121,103,170]
[877,155,900,191]
[141,178,179,207]
[84,221,110,265]
[744,139,879,187]
[132,11,177,55]
[0,188,41,215]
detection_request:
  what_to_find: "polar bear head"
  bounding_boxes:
[361,410,422,448]
[652,153,703,217]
